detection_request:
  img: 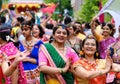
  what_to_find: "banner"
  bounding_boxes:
[97,0,120,38]
[99,0,104,23]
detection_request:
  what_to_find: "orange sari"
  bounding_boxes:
[73,58,106,84]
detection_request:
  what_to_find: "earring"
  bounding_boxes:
[79,50,84,55]
[95,52,99,57]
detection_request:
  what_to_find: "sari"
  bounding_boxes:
[65,37,82,55]
[0,42,26,84]
[19,40,43,84]
[107,38,120,83]
[73,58,106,84]
[99,37,116,59]
[0,67,5,84]
[39,43,79,84]
[0,52,5,84]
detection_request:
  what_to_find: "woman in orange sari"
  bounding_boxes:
[72,35,112,84]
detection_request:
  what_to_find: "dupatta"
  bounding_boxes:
[40,43,74,84]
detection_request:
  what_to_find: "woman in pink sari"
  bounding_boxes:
[39,25,79,84]
[91,18,116,83]
[0,28,29,84]
[91,18,116,59]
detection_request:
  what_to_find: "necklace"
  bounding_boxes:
[52,42,66,56]
[25,39,34,51]
[68,37,76,47]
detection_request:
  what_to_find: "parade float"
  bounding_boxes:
[2,0,43,12]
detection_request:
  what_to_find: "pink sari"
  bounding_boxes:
[39,44,79,84]
[0,42,26,84]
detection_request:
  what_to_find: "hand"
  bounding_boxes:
[2,52,9,62]
[14,51,25,62]
[90,16,97,29]
[13,51,30,63]
[20,50,30,57]
[105,56,112,72]
[106,49,111,57]
[21,57,30,62]
[92,16,97,22]
[62,59,70,73]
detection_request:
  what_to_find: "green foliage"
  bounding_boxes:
[77,0,108,22]
[0,0,2,10]
[78,0,99,22]
[45,0,72,19]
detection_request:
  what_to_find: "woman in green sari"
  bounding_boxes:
[39,25,79,84]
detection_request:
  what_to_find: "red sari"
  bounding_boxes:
[0,67,5,84]
[73,58,106,84]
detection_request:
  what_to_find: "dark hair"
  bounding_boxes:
[67,24,77,32]
[81,35,101,59]
[46,23,54,29]
[21,21,33,30]
[33,24,45,38]
[0,31,10,41]
[102,23,115,36]
[0,30,19,47]
[17,17,25,23]
[53,25,69,36]
[95,19,100,25]
[50,26,69,43]
[0,16,6,23]
[85,22,91,29]
[64,16,72,25]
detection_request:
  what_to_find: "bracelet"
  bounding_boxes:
[73,65,81,71]
[60,68,64,73]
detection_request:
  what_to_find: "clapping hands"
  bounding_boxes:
[105,52,113,72]
[14,50,30,64]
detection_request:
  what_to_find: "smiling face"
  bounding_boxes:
[53,27,68,44]
[67,26,74,35]
[32,25,40,38]
[82,38,97,57]
[21,26,31,38]
[102,25,111,37]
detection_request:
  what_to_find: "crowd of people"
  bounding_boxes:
[0,3,120,84]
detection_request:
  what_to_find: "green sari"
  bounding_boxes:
[40,43,74,84]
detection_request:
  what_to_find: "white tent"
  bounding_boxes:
[97,0,120,38]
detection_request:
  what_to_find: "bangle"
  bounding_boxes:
[73,65,81,71]
[60,68,64,73]
[98,70,102,75]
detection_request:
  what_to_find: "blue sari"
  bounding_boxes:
[19,40,43,70]
[19,40,43,84]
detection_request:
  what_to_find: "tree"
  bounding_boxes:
[45,0,72,19]
[0,0,2,10]
[77,0,108,22]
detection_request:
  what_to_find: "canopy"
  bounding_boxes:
[9,0,43,4]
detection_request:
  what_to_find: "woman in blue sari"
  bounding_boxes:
[19,21,43,84]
